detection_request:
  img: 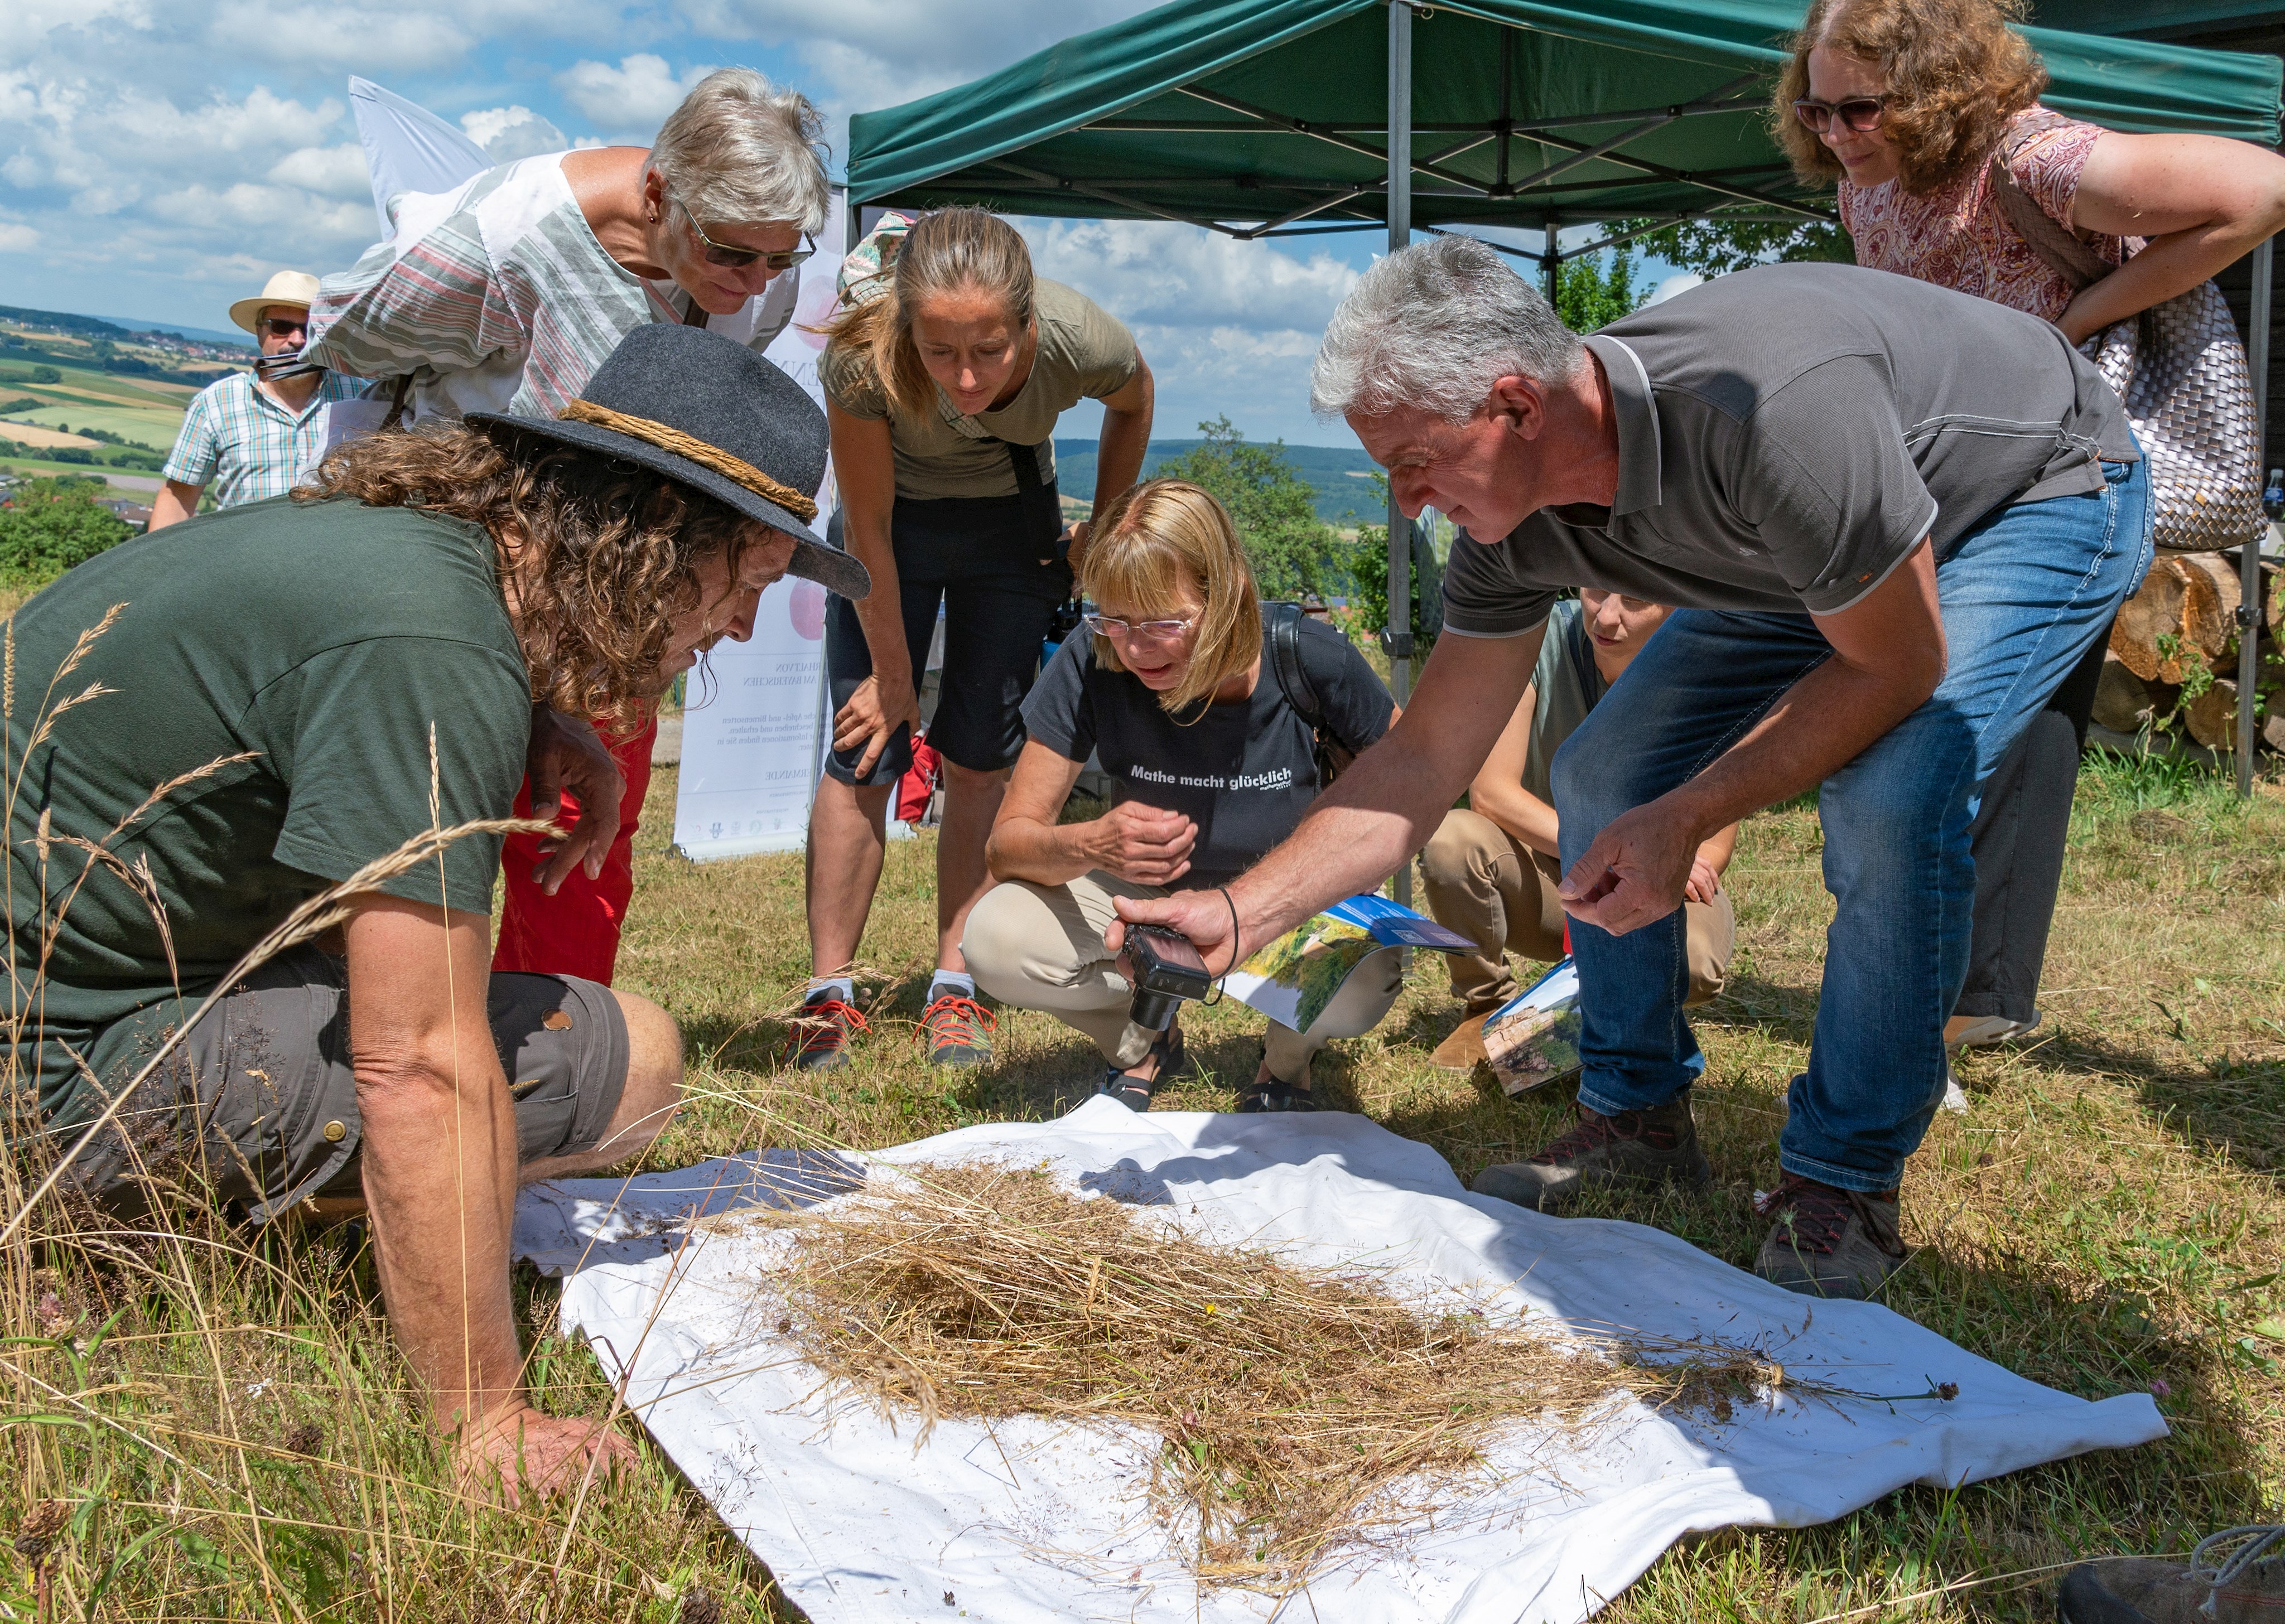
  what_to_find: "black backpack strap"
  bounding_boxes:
[1264,601,1328,736]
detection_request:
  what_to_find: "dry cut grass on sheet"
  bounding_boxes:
[737,1158,1796,1590]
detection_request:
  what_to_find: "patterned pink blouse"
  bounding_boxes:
[1839,107,2140,321]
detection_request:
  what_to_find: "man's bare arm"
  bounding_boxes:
[147,480,203,531]
[1561,538,1944,935]
[1109,625,1544,969]
[346,895,631,1499]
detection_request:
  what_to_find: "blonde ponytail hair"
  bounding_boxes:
[821,208,1036,419]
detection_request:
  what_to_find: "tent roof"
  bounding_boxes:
[846,0,2281,240]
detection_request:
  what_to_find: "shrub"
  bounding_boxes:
[29,365,60,384]
[0,477,133,585]
[1153,417,1345,601]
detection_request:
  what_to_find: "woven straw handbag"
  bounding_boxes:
[1987,132,2264,553]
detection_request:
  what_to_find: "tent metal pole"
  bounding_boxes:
[2239,232,2273,794]
[844,186,862,255]
[1389,0,1414,906]
[1544,218,1559,298]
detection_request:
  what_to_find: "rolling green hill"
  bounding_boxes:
[1053,437,1383,525]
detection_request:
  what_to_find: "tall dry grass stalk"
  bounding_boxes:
[737,1159,1796,1591]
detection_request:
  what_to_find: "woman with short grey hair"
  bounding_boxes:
[303,66,831,997]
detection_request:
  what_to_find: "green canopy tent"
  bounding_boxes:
[847,0,2282,775]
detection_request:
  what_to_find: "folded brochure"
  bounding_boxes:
[1482,957,1582,1095]
[1221,894,1474,1034]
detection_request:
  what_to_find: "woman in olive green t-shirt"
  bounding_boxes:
[797,208,1155,1071]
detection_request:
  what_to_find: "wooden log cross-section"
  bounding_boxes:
[2109,553,2241,682]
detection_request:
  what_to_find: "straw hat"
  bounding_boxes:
[228,270,321,335]
[469,323,870,600]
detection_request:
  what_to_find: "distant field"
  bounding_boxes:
[0,357,197,450]
[0,458,163,490]
[1054,436,1384,525]
[0,421,99,449]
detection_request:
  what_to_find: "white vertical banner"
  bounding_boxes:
[671,187,846,862]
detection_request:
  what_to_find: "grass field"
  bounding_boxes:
[7,746,2285,1620]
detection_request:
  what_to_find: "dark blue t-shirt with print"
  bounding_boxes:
[1022,615,1394,890]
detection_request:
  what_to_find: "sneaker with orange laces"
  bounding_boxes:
[790,987,869,1072]
[1752,1174,1908,1300]
[917,987,995,1068]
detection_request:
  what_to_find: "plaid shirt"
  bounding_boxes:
[160,370,369,508]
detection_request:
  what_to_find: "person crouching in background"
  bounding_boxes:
[965,479,1397,1113]
[1421,588,1739,1070]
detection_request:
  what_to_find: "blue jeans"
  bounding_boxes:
[1549,457,2152,1192]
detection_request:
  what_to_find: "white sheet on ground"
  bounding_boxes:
[511,1100,2165,1624]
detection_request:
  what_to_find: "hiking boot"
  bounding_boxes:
[1470,1091,1712,1212]
[1753,1175,1908,1300]
[2058,1526,2285,1622]
[917,990,995,1068]
[1430,1012,1491,1071]
[789,989,868,1072]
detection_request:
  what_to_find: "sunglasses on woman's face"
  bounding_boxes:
[1082,612,1194,644]
[671,191,815,271]
[1793,96,1887,135]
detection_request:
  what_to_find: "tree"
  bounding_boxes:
[0,477,133,586]
[1151,417,1343,601]
[1628,217,1853,279]
[1347,472,1439,651]
[1552,246,1647,334]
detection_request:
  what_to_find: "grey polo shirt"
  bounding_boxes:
[1442,262,2138,638]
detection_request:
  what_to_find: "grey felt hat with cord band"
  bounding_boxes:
[467,323,869,601]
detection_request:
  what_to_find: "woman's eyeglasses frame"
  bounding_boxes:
[1081,611,1196,645]
[671,190,816,272]
[1792,95,1888,136]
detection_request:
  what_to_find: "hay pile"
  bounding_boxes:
[738,1161,1779,1588]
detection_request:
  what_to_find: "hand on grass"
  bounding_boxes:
[526,706,624,895]
[1088,803,1197,887]
[1559,803,1695,936]
[833,672,922,780]
[456,1407,635,1509]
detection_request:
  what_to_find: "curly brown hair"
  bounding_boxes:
[1773,0,2049,196]
[296,423,760,736]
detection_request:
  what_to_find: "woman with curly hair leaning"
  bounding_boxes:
[1780,0,2285,1051]
[1,325,865,1507]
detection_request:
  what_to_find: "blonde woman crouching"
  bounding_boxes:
[963,478,1398,1113]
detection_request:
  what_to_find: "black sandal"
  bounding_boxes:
[1097,1021,1186,1112]
[1237,1047,1317,1113]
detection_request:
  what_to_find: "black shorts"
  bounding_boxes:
[823,495,1072,786]
[66,945,629,1221]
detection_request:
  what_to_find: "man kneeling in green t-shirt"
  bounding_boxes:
[2,325,866,1502]
[1420,588,1740,1070]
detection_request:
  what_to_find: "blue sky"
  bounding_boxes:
[0,0,1689,448]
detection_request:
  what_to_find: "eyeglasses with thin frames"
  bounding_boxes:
[1082,612,1195,644]
[1792,96,1887,135]
[670,190,815,272]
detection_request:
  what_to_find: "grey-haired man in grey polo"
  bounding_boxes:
[1113,237,2151,1303]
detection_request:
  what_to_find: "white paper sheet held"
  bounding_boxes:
[512,1101,2165,1624]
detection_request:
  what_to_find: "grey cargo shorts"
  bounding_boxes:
[71,944,629,1221]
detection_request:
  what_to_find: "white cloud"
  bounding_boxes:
[1649,271,1706,304]
[0,222,38,252]
[267,142,370,200]
[555,54,713,133]
[461,105,567,161]
[208,3,475,70]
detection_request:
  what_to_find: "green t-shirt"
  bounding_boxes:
[1520,600,1609,810]
[819,278,1138,500]
[6,495,532,1123]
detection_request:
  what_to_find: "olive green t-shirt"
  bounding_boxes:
[819,279,1139,500]
[6,496,533,1122]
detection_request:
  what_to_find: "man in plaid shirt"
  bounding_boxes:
[150,271,364,529]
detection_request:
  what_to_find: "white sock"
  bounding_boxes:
[929,971,976,1000]
[807,977,855,1004]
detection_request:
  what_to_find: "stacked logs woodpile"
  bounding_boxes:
[2095,550,2281,751]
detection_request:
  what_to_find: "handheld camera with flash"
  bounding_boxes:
[1116,924,1214,1031]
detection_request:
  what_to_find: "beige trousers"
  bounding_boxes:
[962,871,1405,1080]
[1420,808,1734,1016]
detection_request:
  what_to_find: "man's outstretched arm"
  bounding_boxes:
[1110,625,1545,968]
